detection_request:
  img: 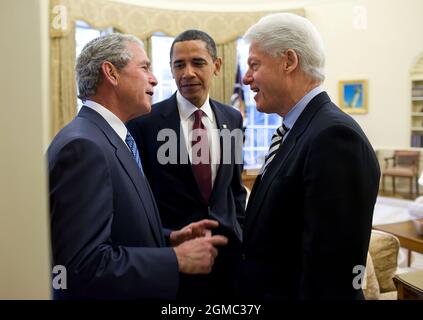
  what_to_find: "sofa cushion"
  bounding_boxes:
[363,252,380,300]
[368,230,400,293]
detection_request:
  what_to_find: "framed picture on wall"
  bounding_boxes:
[338,80,368,114]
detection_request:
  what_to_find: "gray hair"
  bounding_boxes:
[76,33,144,101]
[244,13,325,82]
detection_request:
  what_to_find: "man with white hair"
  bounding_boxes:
[48,33,227,299]
[238,13,380,300]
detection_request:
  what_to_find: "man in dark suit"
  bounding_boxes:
[238,13,380,300]
[127,30,246,300]
[48,33,228,300]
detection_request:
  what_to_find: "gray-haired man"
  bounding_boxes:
[239,13,380,300]
[48,33,227,299]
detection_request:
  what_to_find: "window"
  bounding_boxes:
[150,34,177,103]
[237,38,282,169]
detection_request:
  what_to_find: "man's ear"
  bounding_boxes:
[284,49,299,74]
[213,57,222,76]
[101,61,119,86]
[169,61,175,79]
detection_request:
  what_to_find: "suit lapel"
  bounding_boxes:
[209,99,230,205]
[244,92,331,234]
[79,107,163,245]
[114,147,163,245]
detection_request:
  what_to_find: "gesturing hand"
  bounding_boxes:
[173,235,228,274]
[170,219,219,247]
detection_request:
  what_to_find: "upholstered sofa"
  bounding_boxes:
[363,230,400,300]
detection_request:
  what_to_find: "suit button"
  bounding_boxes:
[241,253,246,260]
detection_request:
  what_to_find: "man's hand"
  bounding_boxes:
[169,219,219,247]
[173,235,228,274]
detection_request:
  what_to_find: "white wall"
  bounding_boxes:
[0,0,51,299]
[306,0,423,148]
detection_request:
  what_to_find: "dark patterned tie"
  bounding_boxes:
[261,123,289,176]
[191,109,212,203]
[125,131,144,175]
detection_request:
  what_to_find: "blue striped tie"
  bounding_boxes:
[125,132,144,175]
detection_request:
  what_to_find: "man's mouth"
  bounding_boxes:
[146,90,154,96]
[181,83,201,88]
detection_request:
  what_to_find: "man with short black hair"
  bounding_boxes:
[127,29,246,300]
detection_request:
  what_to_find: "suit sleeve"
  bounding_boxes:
[230,112,247,227]
[49,138,179,299]
[300,125,380,299]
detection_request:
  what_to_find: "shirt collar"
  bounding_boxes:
[283,86,323,130]
[84,100,128,142]
[176,91,214,122]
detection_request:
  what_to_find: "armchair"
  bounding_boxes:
[363,230,400,300]
[381,150,420,195]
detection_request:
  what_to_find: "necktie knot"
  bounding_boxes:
[275,123,289,138]
[193,109,205,127]
[125,132,144,175]
[125,132,136,149]
[194,109,204,118]
[261,122,289,176]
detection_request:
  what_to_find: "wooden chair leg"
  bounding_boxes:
[392,176,396,194]
[410,177,413,195]
[382,175,385,192]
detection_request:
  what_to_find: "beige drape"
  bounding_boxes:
[210,41,237,104]
[50,27,77,136]
[49,0,305,139]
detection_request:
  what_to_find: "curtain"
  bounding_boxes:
[210,41,237,105]
[50,32,77,136]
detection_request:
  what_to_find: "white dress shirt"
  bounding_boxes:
[176,91,220,186]
[84,100,129,149]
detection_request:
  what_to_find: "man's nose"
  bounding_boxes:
[150,73,158,86]
[183,64,195,78]
[243,71,252,85]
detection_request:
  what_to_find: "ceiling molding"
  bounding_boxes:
[109,0,327,12]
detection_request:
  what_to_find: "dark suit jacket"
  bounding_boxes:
[48,106,179,300]
[127,93,246,298]
[239,92,380,300]
[127,93,246,240]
